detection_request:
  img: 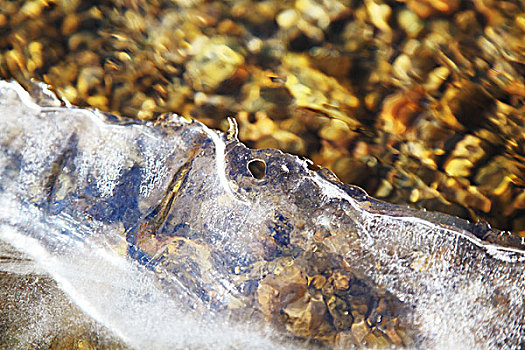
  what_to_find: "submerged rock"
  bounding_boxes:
[0,80,524,349]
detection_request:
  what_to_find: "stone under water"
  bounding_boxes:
[0,80,523,349]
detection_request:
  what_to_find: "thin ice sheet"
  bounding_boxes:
[0,80,523,349]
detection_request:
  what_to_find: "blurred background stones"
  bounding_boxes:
[0,0,523,234]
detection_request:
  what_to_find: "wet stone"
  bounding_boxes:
[185,41,246,94]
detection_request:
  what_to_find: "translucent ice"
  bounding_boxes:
[0,80,523,349]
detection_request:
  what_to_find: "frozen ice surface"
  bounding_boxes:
[0,80,523,349]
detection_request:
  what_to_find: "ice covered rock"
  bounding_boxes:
[0,80,523,349]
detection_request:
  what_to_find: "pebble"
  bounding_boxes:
[185,41,245,93]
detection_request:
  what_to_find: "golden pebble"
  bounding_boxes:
[319,119,353,143]
[62,14,80,35]
[364,92,379,111]
[409,189,419,202]
[60,85,79,102]
[398,9,424,37]
[365,330,390,347]
[258,130,306,155]
[309,274,327,289]
[366,0,392,40]
[350,318,370,343]
[76,339,95,350]
[141,98,156,112]
[333,271,350,290]
[375,179,394,198]
[185,42,244,93]
[424,66,450,93]
[20,1,45,18]
[28,41,43,56]
[6,50,26,72]
[392,54,412,84]
[77,67,104,97]
[277,9,299,29]
[516,14,525,32]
